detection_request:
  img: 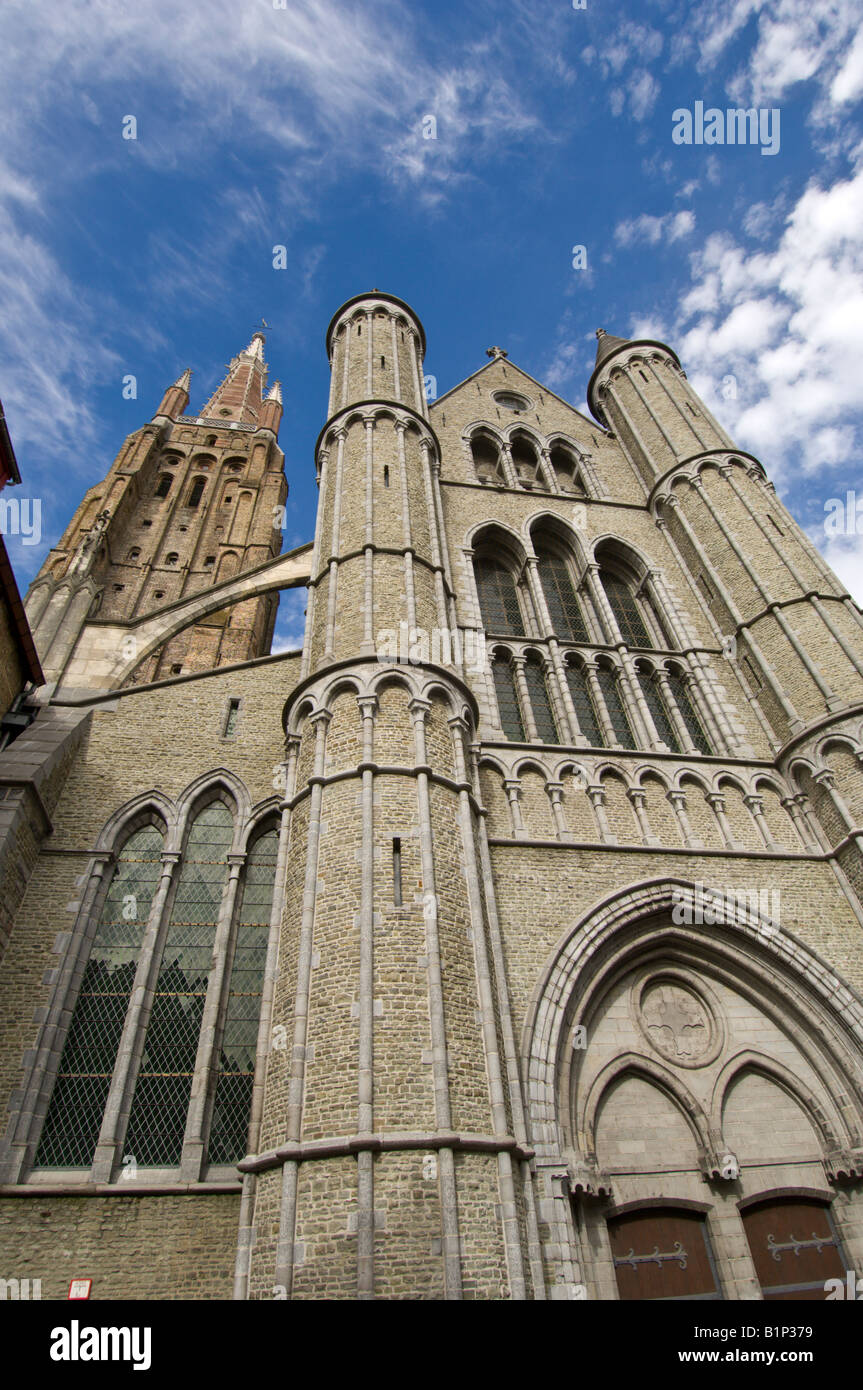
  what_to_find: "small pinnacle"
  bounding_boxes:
[266,380,282,404]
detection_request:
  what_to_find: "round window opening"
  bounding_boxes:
[493,391,530,414]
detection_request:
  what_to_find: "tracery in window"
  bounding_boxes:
[492,653,525,741]
[474,557,525,636]
[35,826,165,1168]
[566,662,604,747]
[524,654,559,744]
[207,828,278,1164]
[537,551,589,643]
[123,802,233,1167]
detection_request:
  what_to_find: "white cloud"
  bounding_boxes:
[614,209,695,247]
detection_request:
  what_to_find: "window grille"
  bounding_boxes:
[566,665,605,747]
[35,827,165,1168]
[475,559,525,636]
[538,554,589,642]
[601,572,652,648]
[492,657,525,741]
[638,673,682,753]
[207,830,278,1164]
[668,674,712,755]
[596,667,636,749]
[524,657,559,744]
[123,803,233,1167]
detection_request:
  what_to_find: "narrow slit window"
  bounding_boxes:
[383,466,389,488]
[380,356,385,368]
[392,837,402,907]
[223,699,240,738]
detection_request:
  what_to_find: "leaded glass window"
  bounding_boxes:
[35,826,165,1168]
[566,665,605,747]
[538,554,589,642]
[524,656,559,744]
[668,674,712,755]
[475,559,525,636]
[596,667,636,750]
[638,672,682,754]
[124,802,233,1167]
[207,830,278,1164]
[601,572,652,648]
[492,656,525,740]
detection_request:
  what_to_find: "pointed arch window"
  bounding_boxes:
[124,802,233,1167]
[511,434,541,489]
[596,666,636,749]
[475,557,525,636]
[471,435,504,485]
[208,829,278,1163]
[566,663,605,747]
[601,571,652,648]
[638,669,682,754]
[492,654,525,741]
[538,552,589,642]
[34,826,165,1169]
[524,654,559,744]
[668,673,712,755]
[155,474,173,499]
[550,444,585,495]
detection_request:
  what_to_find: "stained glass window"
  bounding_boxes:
[538,554,589,642]
[124,802,233,1167]
[207,830,278,1165]
[668,674,712,755]
[35,826,165,1168]
[596,667,636,750]
[566,665,605,747]
[524,656,559,744]
[601,572,652,648]
[492,656,525,741]
[475,559,525,636]
[638,672,682,754]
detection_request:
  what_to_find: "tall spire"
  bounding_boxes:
[197,332,269,425]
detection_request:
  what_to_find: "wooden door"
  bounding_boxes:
[609,1208,721,1300]
[741,1199,848,1300]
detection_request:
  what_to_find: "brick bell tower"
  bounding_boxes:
[25,332,287,687]
[236,292,544,1300]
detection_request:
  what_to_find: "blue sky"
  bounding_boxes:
[1,0,862,652]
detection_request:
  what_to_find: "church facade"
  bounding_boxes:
[1,290,863,1300]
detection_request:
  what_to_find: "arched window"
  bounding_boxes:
[668,672,712,755]
[35,826,166,1168]
[155,474,173,499]
[596,665,636,749]
[566,663,605,747]
[471,435,504,485]
[207,828,279,1164]
[492,654,525,741]
[524,654,559,743]
[637,668,682,753]
[601,571,652,648]
[123,802,234,1166]
[475,557,525,636]
[537,551,589,642]
[511,434,541,489]
[187,477,206,508]
[550,444,585,494]
[126,547,141,563]
[165,552,179,566]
